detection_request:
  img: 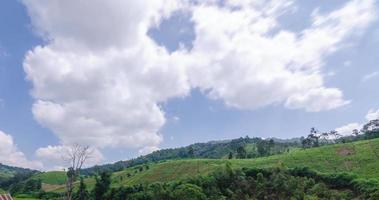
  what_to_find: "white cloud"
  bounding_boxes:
[36,145,103,170]
[366,109,379,121]
[183,0,374,112]
[23,0,189,155]
[0,130,43,169]
[285,88,350,112]
[23,0,182,50]
[335,123,361,136]
[362,71,379,82]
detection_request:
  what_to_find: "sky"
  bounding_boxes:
[0,0,379,170]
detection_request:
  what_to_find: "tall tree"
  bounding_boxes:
[257,140,269,156]
[94,172,111,200]
[236,146,247,159]
[228,152,233,159]
[188,146,195,158]
[74,177,89,200]
[352,129,359,136]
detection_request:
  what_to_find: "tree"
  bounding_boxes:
[228,152,233,159]
[236,146,247,159]
[93,171,111,200]
[74,177,89,200]
[257,140,269,156]
[309,128,320,147]
[268,139,275,155]
[188,146,195,158]
[352,129,359,137]
[302,128,322,148]
[172,183,207,200]
[301,137,312,149]
[63,144,93,200]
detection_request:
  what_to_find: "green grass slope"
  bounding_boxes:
[30,171,67,192]
[47,138,379,192]
[31,171,67,185]
[110,138,379,185]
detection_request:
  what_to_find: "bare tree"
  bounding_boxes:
[62,144,93,200]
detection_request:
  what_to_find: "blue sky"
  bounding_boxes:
[0,0,379,170]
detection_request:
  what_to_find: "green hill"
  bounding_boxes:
[111,138,379,185]
[44,137,379,193]
[28,171,66,192]
[82,136,300,175]
[31,171,66,185]
[0,164,37,180]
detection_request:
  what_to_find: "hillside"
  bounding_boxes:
[82,136,300,175]
[0,164,38,183]
[42,137,379,193]
[108,138,379,186]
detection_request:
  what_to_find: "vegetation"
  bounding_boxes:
[82,136,300,175]
[0,164,37,185]
[31,171,67,185]
[13,137,377,197]
[23,164,379,200]
[94,165,379,200]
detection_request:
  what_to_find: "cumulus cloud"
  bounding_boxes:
[0,130,42,169]
[184,0,374,111]
[285,88,349,112]
[23,0,189,155]
[22,0,376,168]
[366,109,379,121]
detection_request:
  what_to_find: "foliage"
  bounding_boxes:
[87,165,377,200]
[93,172,111,200]
[74,177,89,200]
[0,164,38,188]
[9,178,41,196]
[31,171,67,185]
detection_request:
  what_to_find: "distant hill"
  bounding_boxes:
[0,164,38,180]
[40,137,379,193]
[82,136,301,175]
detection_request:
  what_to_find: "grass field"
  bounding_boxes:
[41,138,379,193]
[31,171,66,185]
